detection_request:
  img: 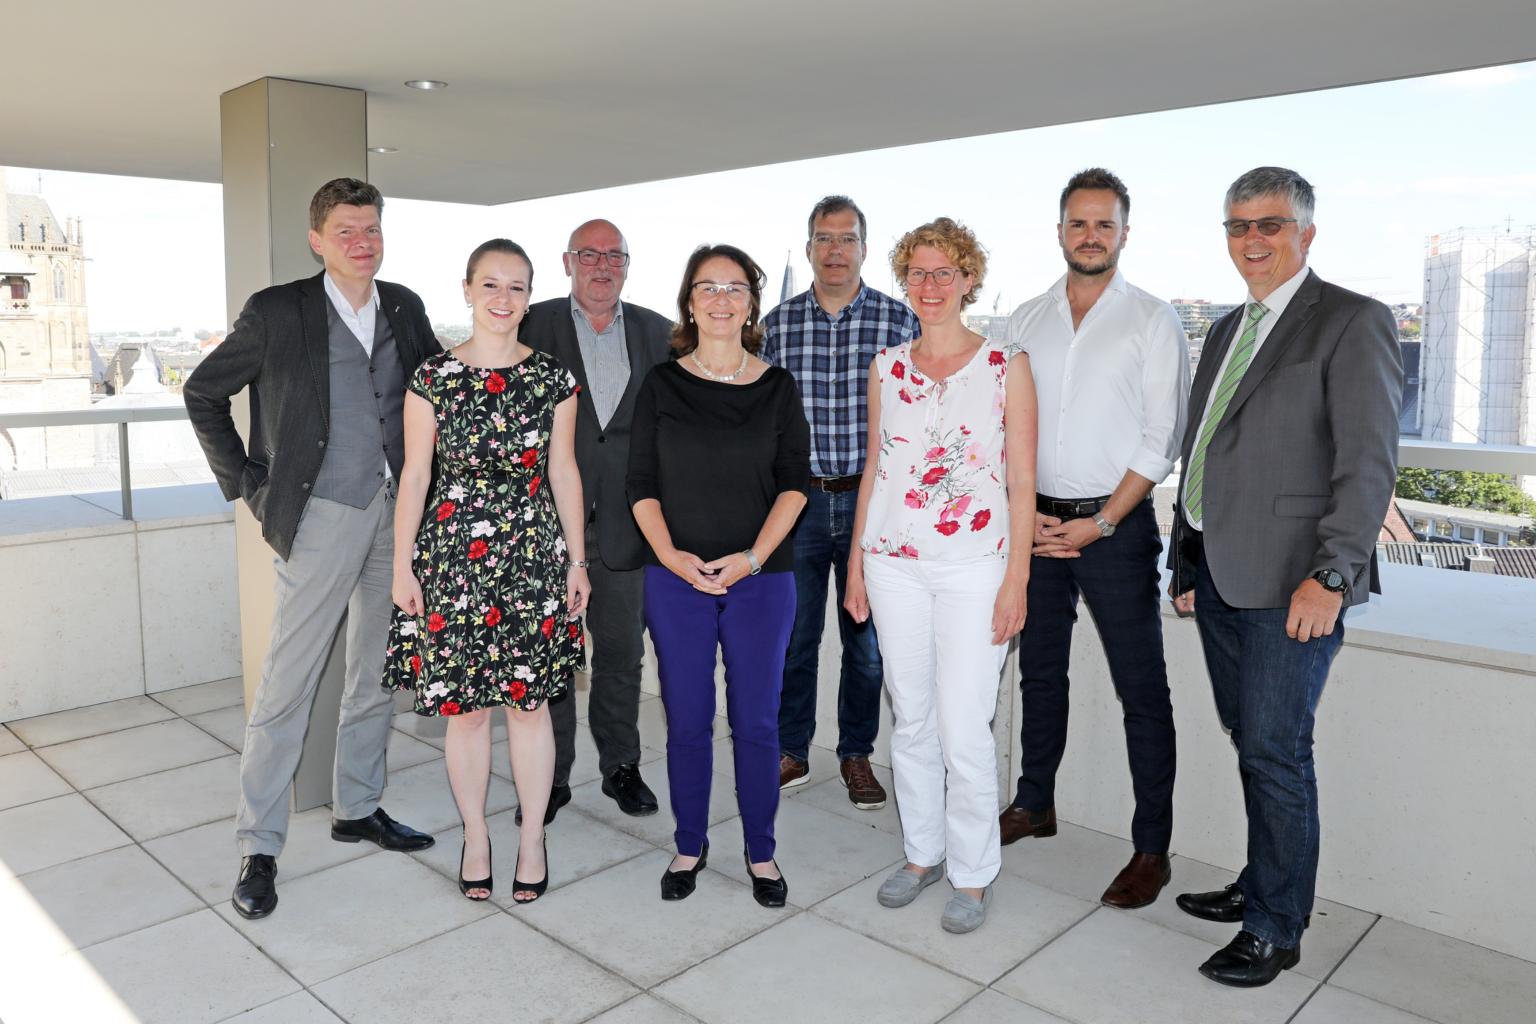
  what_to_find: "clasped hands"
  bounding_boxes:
[1032,512,1101,558]
[663,548,753,594]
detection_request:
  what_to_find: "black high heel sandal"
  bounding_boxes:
[660,840,709,901]
[458,833,492,901]
[745,851,788,908]
[512,833,548,905]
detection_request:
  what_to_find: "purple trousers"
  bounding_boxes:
[643,567,795,862]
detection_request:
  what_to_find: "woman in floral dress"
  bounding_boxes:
[385,239,589,904]
[845,218,1037,934]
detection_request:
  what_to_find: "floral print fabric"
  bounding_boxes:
[384,350,584,715]
[859,340,1011,562]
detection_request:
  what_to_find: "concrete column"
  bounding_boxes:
[219,77,368,811]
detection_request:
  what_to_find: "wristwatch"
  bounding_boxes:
[1310,568,1347,593]
[1092,512,1117,538]
[742,549,762,576]
[569,559,590,570]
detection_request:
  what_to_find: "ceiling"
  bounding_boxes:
[4,1,1534,206]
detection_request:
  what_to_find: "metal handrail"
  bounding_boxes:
[2,406,1532,523]
[0,405,191,520]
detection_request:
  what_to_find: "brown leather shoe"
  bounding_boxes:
[999,805,1057,845]
[779,754,810,790]
[839,756,887,810]
[1101,852,1172,909]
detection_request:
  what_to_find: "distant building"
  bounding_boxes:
[1419,227,1536,496]
[0,169,94,476]
[1170,298,1239,341]
[963,313,1010,344]
[1399,339,1422,437]
[1395,496,1531,548]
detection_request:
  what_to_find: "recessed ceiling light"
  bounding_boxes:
[368,146,399,154]
[405,80,448,91]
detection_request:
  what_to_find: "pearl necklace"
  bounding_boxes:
[689,349,749,382]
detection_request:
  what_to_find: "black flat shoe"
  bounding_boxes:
[512,833,548,905]
[660,841,709,901]
[1199,930,1300,987]
[745,852,788,909]
[458,833,492,901]
[232,854,277,919]
[514,783,572,827]
[331,807,435,851]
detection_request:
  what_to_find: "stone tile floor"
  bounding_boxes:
[2,678,1534,1024]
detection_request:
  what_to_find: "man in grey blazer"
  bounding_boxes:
[517,219,673,823]
[184,179,440,921]
[1168,167,1402,986]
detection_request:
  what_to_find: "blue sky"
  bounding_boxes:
[12,61,1535,333]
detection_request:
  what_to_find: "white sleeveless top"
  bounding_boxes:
[860,340,1012,561]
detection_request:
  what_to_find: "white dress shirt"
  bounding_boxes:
[1183,265,1309,530]
[323,273,381,355]
[1006,270,1190,499]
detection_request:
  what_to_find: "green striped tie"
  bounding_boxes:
[1184,301,1268,523]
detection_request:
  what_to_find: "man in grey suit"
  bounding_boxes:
[1168,167,1402,986]
[517,219,673,823]
[184,179,439,921]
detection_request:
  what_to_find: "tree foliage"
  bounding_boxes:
[1396,468,1536,517]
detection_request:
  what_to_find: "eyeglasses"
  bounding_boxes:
[567,249,630,267]
[1222,217,1297,238]
[904,266,959,286]
[691,281,752,299]
[811,233,862,249]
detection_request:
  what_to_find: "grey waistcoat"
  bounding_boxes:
[311,302,405,508]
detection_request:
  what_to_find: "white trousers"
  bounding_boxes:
[864,555,1008,888]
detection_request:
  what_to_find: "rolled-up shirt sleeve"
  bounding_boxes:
[1128,304,1190,485]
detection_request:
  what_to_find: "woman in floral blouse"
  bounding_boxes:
[845,218,1037,933]
[385,239,590,904]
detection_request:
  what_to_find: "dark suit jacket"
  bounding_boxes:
[523,296,674,571]
[1168,269,1403,609]
[183,272,441,560]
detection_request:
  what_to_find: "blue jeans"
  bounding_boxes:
[1194,561,1343,949]
[778,487,884,762]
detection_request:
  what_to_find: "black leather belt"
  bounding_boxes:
[1036,493,1111,520]
[810,475,862,493]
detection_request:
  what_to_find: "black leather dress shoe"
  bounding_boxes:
[330,808,435,851]
[1178,884,1310,928]
[745,852,788,909]
[661,842,708,901]
[232,854,277,919]
[515,783,572,827]
[1177,883,1245,922]
[602,763,659,817]
[1199,930,1300,987]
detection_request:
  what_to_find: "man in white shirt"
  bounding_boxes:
[1001,168,1189,911]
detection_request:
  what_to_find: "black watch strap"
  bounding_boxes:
[1311,568,1347,593]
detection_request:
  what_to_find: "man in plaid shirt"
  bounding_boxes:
[762,195,919,809]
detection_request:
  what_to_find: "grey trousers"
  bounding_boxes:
[552,528,645,787]
[235,487,397,857]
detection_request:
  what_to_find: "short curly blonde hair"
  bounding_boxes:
[889,217,988,308]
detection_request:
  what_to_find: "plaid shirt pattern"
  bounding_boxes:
[762,283,919,478]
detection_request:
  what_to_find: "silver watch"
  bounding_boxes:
[1092,513,1117,538]
[569,559,590,569]
[742,549,762,576]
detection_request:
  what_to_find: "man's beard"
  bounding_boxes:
[1065,247,1119,276]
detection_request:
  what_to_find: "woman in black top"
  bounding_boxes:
[628,244,809,907]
